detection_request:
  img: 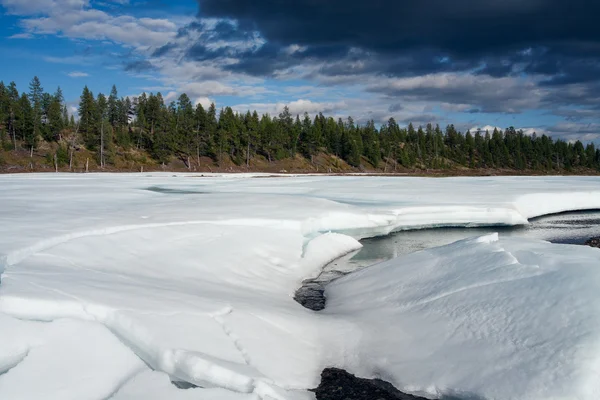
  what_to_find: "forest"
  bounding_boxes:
[1,77,599,173]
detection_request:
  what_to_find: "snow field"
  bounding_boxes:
[0,174,599,399]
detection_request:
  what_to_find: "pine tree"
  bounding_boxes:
[17,93,35,148]
[108,85,119,129]
[47,92,64,140]
[28,76,43,142]
[176,93,195,167]
[78,86,97,148]
[6,82,19,149]
[205,103,217,158]
[244,110,260,167]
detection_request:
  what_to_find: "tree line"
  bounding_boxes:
[1,77,599,172]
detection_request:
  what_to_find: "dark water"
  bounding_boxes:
[327,210,600,277]
[296,211,600,310]
[145,186,207,195]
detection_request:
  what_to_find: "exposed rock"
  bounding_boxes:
[293,282,326,311]
[585,237,600,248]
[313,368,435,400]
[171,381,200,389]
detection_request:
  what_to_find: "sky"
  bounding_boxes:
[0,0,599,144]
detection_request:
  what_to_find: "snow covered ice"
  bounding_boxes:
[1,173,600,400]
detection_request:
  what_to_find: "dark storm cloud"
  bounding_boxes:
[225,44,352,76]
[124,60,156,73]
[388,103,403,113]
[194,0,600,84]
[197,0,598,55]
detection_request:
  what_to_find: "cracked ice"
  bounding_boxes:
[1,173,600,400]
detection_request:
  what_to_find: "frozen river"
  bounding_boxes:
[297,211,600,310]
[341,210,600,270]
[1,174,600,400]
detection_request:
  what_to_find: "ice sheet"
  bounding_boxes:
[1,174,599,400]
[326,235,600,400]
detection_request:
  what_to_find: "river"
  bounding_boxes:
[296,210,600,310]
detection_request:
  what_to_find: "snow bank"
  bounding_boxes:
[325,235,600,400]
[1,174,600,399]
[0,222,348,398]
[111,370,257,400]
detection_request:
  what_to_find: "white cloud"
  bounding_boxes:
[180,81,238,97]
[44,55,90,65]
[138,18,176,31]
[7,32,33,39]
[67,71,89,77]
[521,127,546,136]
[194,97,214,109]
[6,1,178,48]
[231,99,348,117]
[367,73,546,114]
[469,125,503,133]
[0,0,88,15]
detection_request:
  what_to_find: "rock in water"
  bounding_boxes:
[294,282,326,311]
[313,368,435,400]
[585,237,600,248]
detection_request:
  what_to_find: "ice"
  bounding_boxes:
[0,314,145,400]
[111,370,256,400]
[325,235,600,400]
[1,173,600,400]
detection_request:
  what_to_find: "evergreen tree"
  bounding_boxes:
[3,76,599,175]
[78,86,97,148]
[28,76,43,141]
[47,92,64,140]
[176,93,195,167]
[108,85,119,129]
[17,93,35,148]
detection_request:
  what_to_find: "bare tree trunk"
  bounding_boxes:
[196,123,200,167]
[69,146,73,171]
[384,149,392,173]
[100,119,104,168]
[29,147,33,170]
[10,114,16,151]
[246,139,250,168]
[219,140,223,166]
[197,146,201,169]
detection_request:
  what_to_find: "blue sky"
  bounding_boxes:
[1,0,599,144]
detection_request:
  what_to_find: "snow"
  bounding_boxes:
[0,314,145,400]
[0,173,599,400]
[326,234,600,399]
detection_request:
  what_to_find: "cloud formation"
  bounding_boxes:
[2,0,598,144]
[67,71,89,78]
